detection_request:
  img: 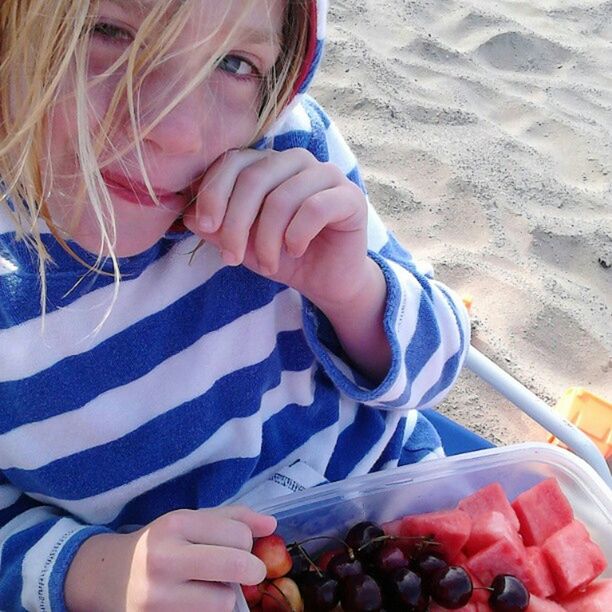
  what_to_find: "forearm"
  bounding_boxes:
[65,532,134,612]
[316,257,391,383]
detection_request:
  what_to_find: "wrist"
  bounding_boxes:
[314,257,385,322]
[65,532,134,612]
[312,258,391,382]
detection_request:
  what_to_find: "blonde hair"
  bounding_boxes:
[0,0,310,323]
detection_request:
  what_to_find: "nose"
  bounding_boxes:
[140,79,205,156]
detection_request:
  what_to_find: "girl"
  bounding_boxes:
[0,0,469,610]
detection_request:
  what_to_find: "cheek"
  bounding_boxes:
[206,76,262,146]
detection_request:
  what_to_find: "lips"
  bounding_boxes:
[101,171,189,210]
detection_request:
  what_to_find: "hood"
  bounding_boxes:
[292,0,328,97]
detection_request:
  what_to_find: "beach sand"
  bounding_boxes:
[312,0,612,446]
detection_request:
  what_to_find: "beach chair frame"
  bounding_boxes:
[465,346,611,486]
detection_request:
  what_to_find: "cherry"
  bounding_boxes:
[253,535,293,579]
[371,544,410,577]
[241,582,263,607]
[317,548,343,572]
[385,567,429,611]
[298,571,340,611]
[341,573,383,611]
[346,521,386,560]
[261,577,304,612]
[288,546,312,578]
[429,565,473,609]
[327,551,364,581]
[411,553,448,587]
[489,574,530,612]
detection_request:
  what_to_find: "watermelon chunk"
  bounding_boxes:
[560,578,612,612]
[381,518,402,538]
[541,520,607,596]
[526,594,566,611]
[458,482,520,531]
[466,538,530,587]
[399,508,471,561]
[464,510,523,556]
[512,478,574,546]
[524,546,556,599]
[455,552,489,606]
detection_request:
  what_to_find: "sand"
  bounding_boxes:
[311,0,612,446]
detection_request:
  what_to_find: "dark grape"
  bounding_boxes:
[298,571,340,611]
[489,574,530,612]
[372,544,410,577]
[327,551,364,581]
[385,567,429,612]
[411,553,448,588]
[341,573,383,611]
[346,521,386,560]
[429,565,473,609]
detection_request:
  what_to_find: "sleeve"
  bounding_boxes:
[273,96,470,411]
[0,474,112,612]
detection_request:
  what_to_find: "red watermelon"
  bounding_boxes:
[524,546,556,599]
[381,518,402,537]
[454,552,489,606]
[541,520,607,596]
[526,594,566,611]
[466,538,530,587]
[458,482,520,531]
[399,508,471,561]
[512,478,574,546]
[560,578,612,611]
[464,510,523,556]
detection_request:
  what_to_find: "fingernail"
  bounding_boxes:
[222,250,239,266]
[258,262,273,277]
[199,216,215,233]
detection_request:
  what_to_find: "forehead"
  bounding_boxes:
[106,0,286,37]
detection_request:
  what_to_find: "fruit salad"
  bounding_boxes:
[242,478,610,611]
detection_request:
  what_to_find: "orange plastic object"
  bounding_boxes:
[548,387,612,458]
[462,294,473,314]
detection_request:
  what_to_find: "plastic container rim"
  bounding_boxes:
[253,442,612,516]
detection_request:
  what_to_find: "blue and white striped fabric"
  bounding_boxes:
[0,2,470,610]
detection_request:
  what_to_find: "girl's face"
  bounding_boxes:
[43,0,285,257]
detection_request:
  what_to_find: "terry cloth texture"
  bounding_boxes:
[0,1,470,610]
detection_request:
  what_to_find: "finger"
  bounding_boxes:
[178,544,267,585]
[178,513,256,551]
[159,581,237,612]
[284,184,364,257]
[219,148,316,265]
[194,149,264,234]
[167,507,276,550]
[254,165,342,275]
[212,505,277,538]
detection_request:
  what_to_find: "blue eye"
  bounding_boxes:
[218,55,259,78]
[91,22,134,44]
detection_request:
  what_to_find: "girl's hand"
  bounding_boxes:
[182,148,372,314]
[65,505,276,612]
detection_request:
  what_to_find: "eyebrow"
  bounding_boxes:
[236,26,281,47]
[106,1,280,47]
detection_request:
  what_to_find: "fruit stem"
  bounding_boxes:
[361,534,440,551]
[294,543,324,578]
[288,535,352,558]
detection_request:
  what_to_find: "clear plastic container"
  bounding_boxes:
[235,443,611,610]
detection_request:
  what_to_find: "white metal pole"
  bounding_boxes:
[466,347,611,487]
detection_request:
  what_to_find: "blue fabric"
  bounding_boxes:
[0,1,470,609]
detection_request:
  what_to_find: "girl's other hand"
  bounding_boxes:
[182,148,373,316]
[65,505,276,612]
